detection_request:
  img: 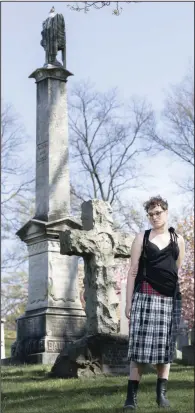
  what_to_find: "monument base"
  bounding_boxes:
[50,333,130,378]
[10,307,86,364]
[1,352,60,366]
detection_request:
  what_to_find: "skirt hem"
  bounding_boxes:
[127,357,173,364]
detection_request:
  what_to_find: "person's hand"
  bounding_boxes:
[125,304,131,320]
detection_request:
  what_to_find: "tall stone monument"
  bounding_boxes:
[11,9,86,364]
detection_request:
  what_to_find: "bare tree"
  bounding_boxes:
[1,102,35,325]
[67,1,137,16]
[1,270,28,330]
[148,67,194,192]
[114,199,147,234]
[1,103,35,234]
[68,81,156,210]
[1,103,35,269]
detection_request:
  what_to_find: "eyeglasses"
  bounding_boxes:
[147,211,164,218]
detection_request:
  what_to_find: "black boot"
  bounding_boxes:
[156,378,170,408]
[123,380,139,410]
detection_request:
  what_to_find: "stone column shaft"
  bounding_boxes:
[29,68,73,222]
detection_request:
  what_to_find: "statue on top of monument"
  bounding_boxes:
[41,7,66,68]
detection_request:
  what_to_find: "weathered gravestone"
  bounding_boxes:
[51,199,133,378]
[182,327,195,365]
[1,10,86,366]
[174,318,189,360]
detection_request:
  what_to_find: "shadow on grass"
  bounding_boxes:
[2,364,193,380]
[1,368,48,378]
[2,362,194,384]
[2,365,193,413]
[2,373,194,389]
[2,378,194,400]
[70,409,180,413]
[2,376,52,383]
[0,396,187,413]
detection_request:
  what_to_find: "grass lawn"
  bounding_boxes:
[5,338,14,358]
[1,363,194,413]
[4,330,16,358]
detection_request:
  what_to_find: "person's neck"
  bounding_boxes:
[151,225,168,235]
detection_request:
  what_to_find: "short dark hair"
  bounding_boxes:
[143,196,168,213]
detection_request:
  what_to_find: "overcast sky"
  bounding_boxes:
[2,1,194,217]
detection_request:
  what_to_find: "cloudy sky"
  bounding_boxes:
[2,1,194,217]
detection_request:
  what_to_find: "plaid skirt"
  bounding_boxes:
[127,292,181,364]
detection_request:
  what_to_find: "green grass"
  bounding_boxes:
[5,339,14,358]
[1,364,194,413]
[4,330,16,358]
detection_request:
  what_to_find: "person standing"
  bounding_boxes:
[123,196,185,410]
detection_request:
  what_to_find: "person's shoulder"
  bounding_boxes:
[170,227,184,244]
[133,231,145,244]
[131,232,145,253]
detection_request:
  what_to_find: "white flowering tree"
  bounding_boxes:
[177,216,194,329]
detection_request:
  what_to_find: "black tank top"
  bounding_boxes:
[135,228,180,297]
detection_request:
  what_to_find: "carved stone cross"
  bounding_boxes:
[60,199,132,336]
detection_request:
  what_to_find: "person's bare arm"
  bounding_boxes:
[125,232,143,319]
[176,234,185,269]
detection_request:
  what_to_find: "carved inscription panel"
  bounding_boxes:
[46,315,86,338]
[48,253,80,306]
[27,252,48,310]
[102,343,129,365]
[37,141,48,163]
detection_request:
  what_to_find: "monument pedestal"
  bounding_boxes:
[11,307,86,364]
[9,218,86,364]
[51,333,130,378]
